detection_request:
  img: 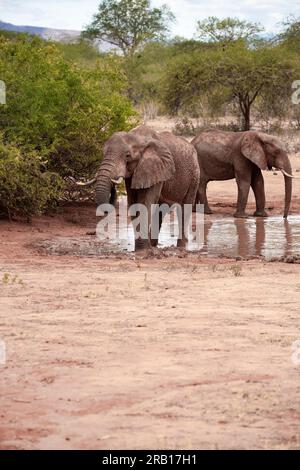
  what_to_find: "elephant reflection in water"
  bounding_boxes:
[200,218,293,259]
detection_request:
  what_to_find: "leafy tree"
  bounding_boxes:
[0,34,136,178]
[83,0,175,56]
[163,44,296,130]
[125,41,172,104]
[0,33,136,216]
[163,49,214,116]
[196,17,263,46]
[215,45,296,130]
[124,39,212,110]
[278,16,300,52]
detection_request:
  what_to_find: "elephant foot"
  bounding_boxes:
[253,210,268,218]
[177,237,188,248]
[204,207,213,215]
[234,211,248,219]
[135,239,150,251]
[150,239,159,248]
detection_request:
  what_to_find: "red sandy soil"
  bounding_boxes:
[1,154,300,450]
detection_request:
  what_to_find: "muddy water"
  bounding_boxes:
[107,215,300,259]
[39,215,300,260]
[199,216,300,259]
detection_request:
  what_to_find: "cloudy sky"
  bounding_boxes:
[0,0,299,36]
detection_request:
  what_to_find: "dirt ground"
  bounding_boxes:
[1,129,300,450]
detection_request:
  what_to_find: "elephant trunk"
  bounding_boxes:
[283,158,292,219]
[95,161,115,207]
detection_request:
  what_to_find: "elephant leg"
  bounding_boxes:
[126,183,148,251]
[134,184,162,251]
[177,180,198,248]
[125,181,135,208]
[251,169,268,217]
[176,204,188,248]
[198,177,212,214]
[234,173,251,218]
[150,204,165,247]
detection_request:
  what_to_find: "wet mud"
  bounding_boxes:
[36,215,300,262]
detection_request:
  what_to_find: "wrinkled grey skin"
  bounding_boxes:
[96,126,200,250]
[192,130,292,219]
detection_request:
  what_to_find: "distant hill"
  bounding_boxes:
[0,20,80,42]
[0,20,115,52]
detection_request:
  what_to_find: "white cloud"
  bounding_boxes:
[153,0,300,36]
[0,0,100,30]
[0,0,299,35]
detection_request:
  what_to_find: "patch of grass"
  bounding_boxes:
[144,273,151,290]
[230,264,242,277]
[2,273,10,284]
[2,273,25,286]
[210,263,242,277]
[83,291,99,299]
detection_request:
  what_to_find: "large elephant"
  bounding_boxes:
[192,130,296,219]
[95,126,200,250]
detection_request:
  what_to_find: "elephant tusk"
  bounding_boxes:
[111,177,124,185]
[66,176,97,187]
[280,169,300,179]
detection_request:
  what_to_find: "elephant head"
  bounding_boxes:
[95,130,175,207]
[241,131,294,219]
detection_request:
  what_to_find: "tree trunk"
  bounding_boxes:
[243,107,251,131]
[238,95,251,131]
[241,103,251,131]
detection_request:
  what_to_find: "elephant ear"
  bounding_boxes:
[241,132,268,170]
[131,140,175,189]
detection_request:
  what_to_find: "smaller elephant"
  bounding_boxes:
[95,126,200,250]
[192,130,296,219]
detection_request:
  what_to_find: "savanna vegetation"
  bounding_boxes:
[0,0,300,217]
[0,32,135,217]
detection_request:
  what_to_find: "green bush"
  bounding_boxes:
[0,142,62,218]
[0,33,136,216]
[0,34,136,178]
[57,39,103,68]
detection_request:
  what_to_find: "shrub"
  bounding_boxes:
[0,141,63,218]
[0,34,136,180]
[0,33,137,216]
[173,117,195,136]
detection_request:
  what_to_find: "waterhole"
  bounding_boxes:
[38,215,300,260]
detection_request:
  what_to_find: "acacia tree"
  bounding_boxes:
[83,0,175,56]
[215,46,295,130]
[164,44,296,130]
[196,17,263,46]
[278,16,300,51]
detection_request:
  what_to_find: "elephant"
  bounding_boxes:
[95,125,200,251]
[192,130,296,219]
